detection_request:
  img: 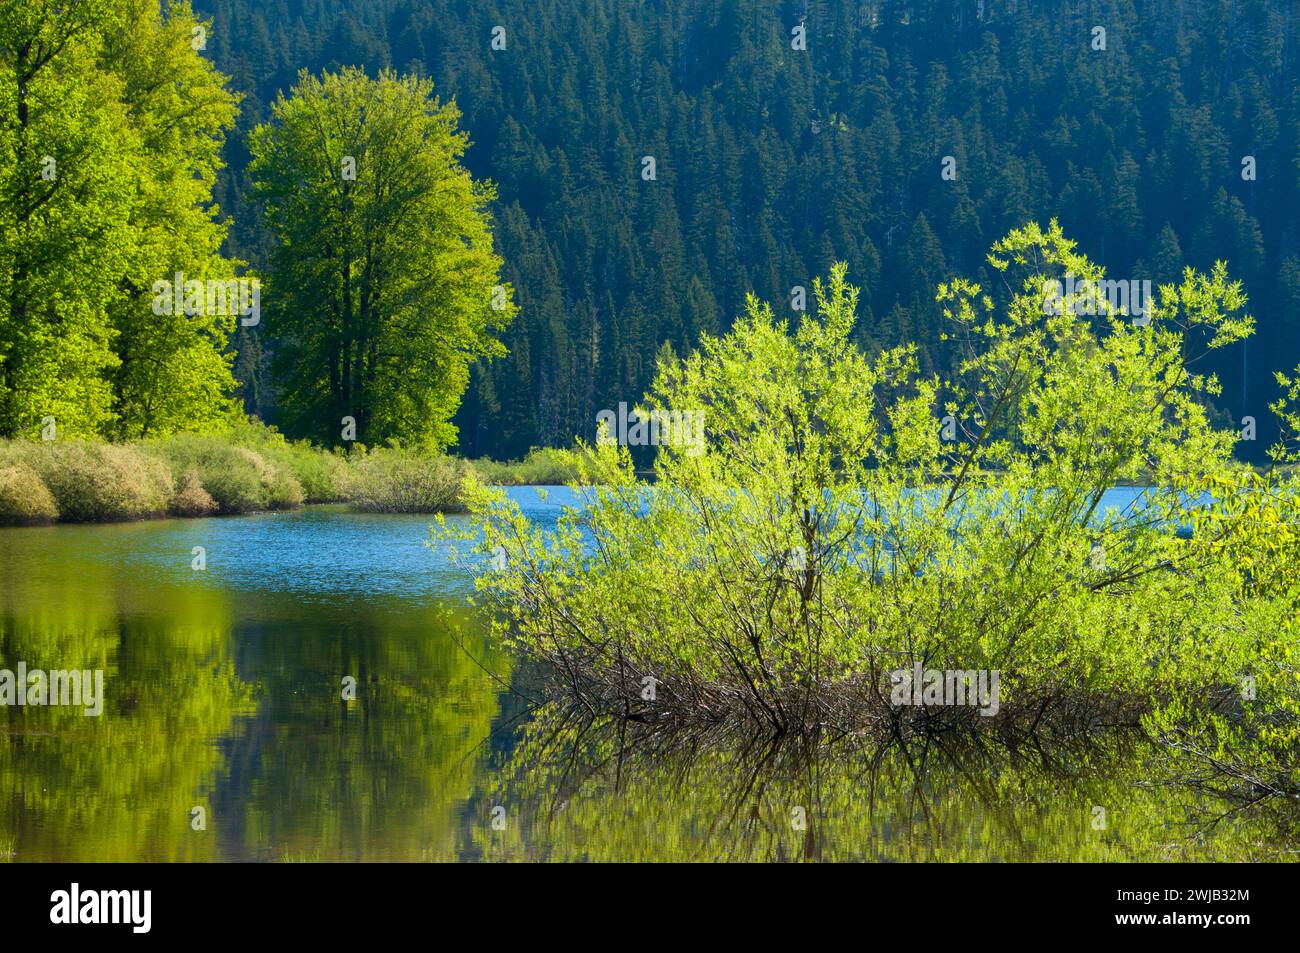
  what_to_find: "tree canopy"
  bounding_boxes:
[0,0,242,440]
[249,67,514,449]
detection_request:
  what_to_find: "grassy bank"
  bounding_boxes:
[0,423,585,525]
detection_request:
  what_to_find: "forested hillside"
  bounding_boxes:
[196,0,1300,458]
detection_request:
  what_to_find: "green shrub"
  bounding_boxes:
[268,441,344,501]
[0,463,59,524]
[172,469,218,517]
[345,449,469,513]
[224,420,347,502]
[471,446,584,485]
[263,460,306,509]
[150,435,303,514]
[26,442,173,522]
[449,226,1264,731]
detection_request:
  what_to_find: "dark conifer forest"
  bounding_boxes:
[196,0,1300,458]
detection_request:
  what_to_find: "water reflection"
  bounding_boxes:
[474,710,1297,862]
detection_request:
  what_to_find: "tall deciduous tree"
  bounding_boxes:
[106,0,242,439]
[249,68,515,449]
[0,0,242,439]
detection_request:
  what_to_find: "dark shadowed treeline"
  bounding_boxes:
[197,0,1300,458]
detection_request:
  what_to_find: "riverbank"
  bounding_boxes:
[0,424,584,525]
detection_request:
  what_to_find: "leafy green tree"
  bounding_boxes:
[196,0,1300,459]
[105,0,242,439]
[1,0,131,438]
[249,68,515,449]
[0,0,242,440]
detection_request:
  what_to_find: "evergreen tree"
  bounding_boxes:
[187,0,1300,458]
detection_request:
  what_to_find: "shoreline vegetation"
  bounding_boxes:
[0,425,1203,528]
[0,422,586,526]
[445,227,1300,811]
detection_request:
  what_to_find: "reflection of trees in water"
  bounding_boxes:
[1144,685,1300,848]
[4,516,1294,862]
[224,600,511,861]
[0,557,253,861]
[0,522,513,861]
[467,707,1300,862]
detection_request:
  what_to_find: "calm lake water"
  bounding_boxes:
[0,488,1291,861]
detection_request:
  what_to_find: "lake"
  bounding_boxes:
[0,488,1290,861]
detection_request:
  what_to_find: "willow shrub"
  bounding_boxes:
[0,462,59,523]
[149,434,303,514]
[469,446,587,486]
[1140,374,1300,801]
[224,420,349,502]
[10,441,174,522]
[445,223,1270,732]
[345,448,471,513]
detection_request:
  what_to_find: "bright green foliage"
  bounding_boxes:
[220,419,349,502]
[469,446,590,486]
[248,68,515,450]
[0,0,242,439]
[449,224,1267,734]
[3,440,175,521]
[103,0,243,438]
[1142,367,1300,803]
[343,449,470,514]
[148,433,303,513]
[0,426,490,522]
